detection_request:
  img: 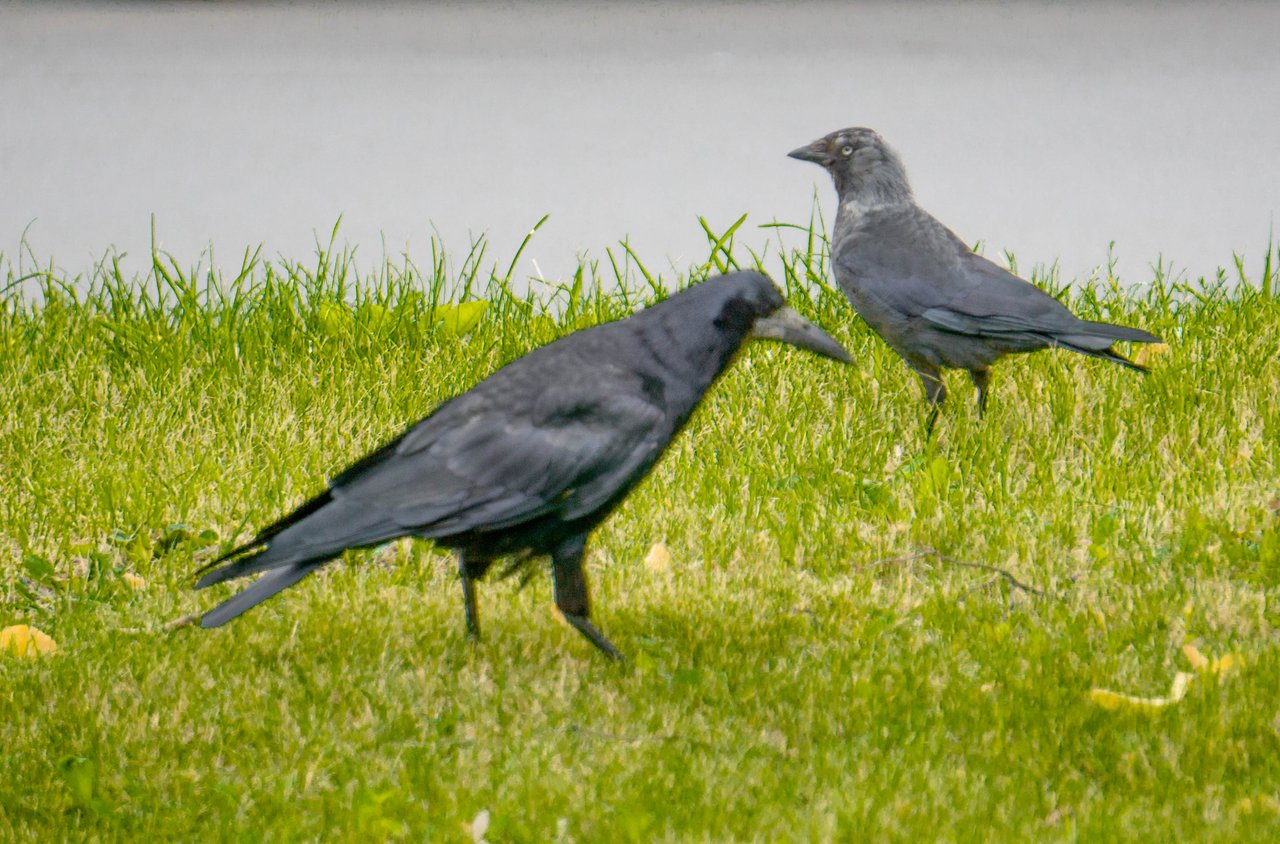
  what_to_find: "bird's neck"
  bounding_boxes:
[644,320,742,404]
[833,156,914,215]
[835,193,910,232]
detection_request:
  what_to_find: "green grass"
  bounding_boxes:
[2,217,1279,841]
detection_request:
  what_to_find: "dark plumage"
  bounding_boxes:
[195,271,850,659]
[789,127,1161,431]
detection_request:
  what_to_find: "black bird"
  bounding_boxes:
[789,127,1161,431]
[195,271,850,659]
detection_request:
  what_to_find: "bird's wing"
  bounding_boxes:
[343,372,670,535]
[918,252,1083,338]
[836,208,1081,339]
[834,207,961,316]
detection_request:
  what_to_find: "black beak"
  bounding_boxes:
[787,143,832,165]
[750,307,851,363]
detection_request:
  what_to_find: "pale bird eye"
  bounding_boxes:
[841,145,854,157]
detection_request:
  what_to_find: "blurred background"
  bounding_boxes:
[2,0,1278,288]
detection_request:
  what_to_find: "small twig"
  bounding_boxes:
[163,612,201,631]
[958,575,1012,609]
[934,555,1048,598]
[118,612,201,635]
[852,550,934,572]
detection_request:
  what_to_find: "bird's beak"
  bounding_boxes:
[751,307,851,363]
[787,142,832,165]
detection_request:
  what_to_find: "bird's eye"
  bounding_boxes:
[840,145,854,156]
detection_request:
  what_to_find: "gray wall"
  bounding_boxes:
[2,1,1277,287]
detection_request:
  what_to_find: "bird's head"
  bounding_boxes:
[788,127,912,207]
[637,272,849,389]
[710,271,851,364]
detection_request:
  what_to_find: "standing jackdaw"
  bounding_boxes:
[194,271,850,660]
[789,127,1160,431]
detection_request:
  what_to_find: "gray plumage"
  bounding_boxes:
[789,127,1161,429]
[194,271,849,659]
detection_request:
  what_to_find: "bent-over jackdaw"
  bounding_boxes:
[194,271,850,659]
[789,127,1161,431]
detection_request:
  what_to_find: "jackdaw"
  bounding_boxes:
[789,127,1161,431]
[194,271,850,659]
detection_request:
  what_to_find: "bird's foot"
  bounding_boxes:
[563,613,625,662]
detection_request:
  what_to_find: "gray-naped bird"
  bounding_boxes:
[194,271,850,660]
[789,127,1161,431]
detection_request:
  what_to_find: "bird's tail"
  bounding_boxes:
[1074,319,1162,345]
[199,562,325,627]
[195,541,302,589]
[1053,318,1160,372]
[1056,340,1148,373]
[194,496,404,626]
[196,497,400,589]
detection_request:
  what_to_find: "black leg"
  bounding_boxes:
[457,551,483,640]
[551,534,623,661]
[969,368,991,418]
[918,370,946,436]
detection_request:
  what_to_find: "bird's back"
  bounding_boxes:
[312,319,703,546]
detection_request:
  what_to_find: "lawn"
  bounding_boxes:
[2,219,1279,841]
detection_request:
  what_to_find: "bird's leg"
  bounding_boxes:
[918,370,947,436]
[457,551,482,640]
[969,368,991,418]
[551,535,623,662]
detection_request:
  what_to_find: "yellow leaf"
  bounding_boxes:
[436,301,489,338]
[1089,671,1194,712]
[463,808,490,843]
[1182,643,1210,670]
[1,624,59,658]
[1182,644,1241,676]
[1091,644,1242,713]
[643,542,672,575]
[122,572,147,591]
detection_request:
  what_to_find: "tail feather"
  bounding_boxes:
[1056,340,1149,373]
[193,488,338,580]
[196,545,279,589]
[199,563,323,628]
[195,499,401,588]
[193,535,266,581]
[1075,319,1162,345]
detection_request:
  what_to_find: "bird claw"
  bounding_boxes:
[563,613,625,662]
